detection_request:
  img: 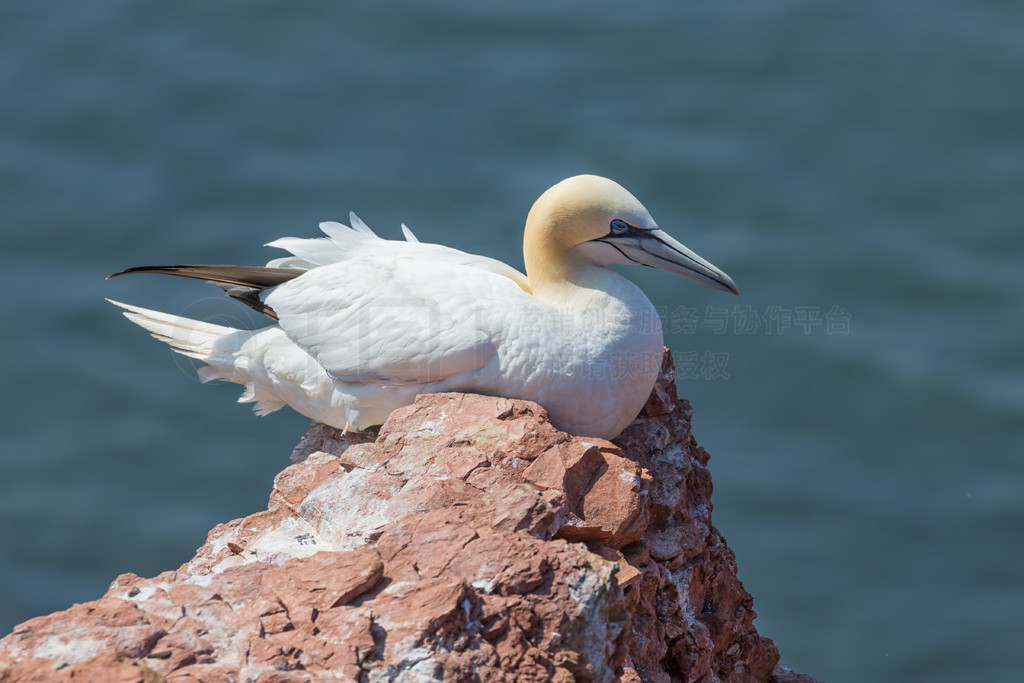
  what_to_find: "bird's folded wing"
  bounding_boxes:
[264,258,518,384]
[265,216,531,292]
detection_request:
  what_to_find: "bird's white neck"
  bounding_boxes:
[528,251,664,356]
[520,251,666,440]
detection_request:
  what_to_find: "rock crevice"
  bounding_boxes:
[0,350,817,682]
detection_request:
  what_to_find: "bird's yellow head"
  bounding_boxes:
[524,175,738,296]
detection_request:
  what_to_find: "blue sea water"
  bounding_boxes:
[1,2,1022,680]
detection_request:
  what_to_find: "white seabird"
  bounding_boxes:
[108,175,737,440]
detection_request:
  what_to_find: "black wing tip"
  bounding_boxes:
[105,264,305,286]
[106,267,134,280]
[106,265,185,280]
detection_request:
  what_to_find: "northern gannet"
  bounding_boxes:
[108,175,737,440]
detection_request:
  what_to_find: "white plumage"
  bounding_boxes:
[110,175,737,439]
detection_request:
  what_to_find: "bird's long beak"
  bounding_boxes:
[600,228,739,295]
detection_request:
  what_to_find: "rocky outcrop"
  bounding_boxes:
[0,351,818,682]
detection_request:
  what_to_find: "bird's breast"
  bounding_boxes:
[459,277,666,439]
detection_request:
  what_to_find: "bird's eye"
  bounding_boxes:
[610,219,629,235]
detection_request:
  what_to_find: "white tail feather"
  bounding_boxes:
[107,299,287,416]
[108,299,238,360]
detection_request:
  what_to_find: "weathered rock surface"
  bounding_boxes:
[0,351,818,682]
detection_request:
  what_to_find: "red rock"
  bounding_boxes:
[0,350,819,683]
